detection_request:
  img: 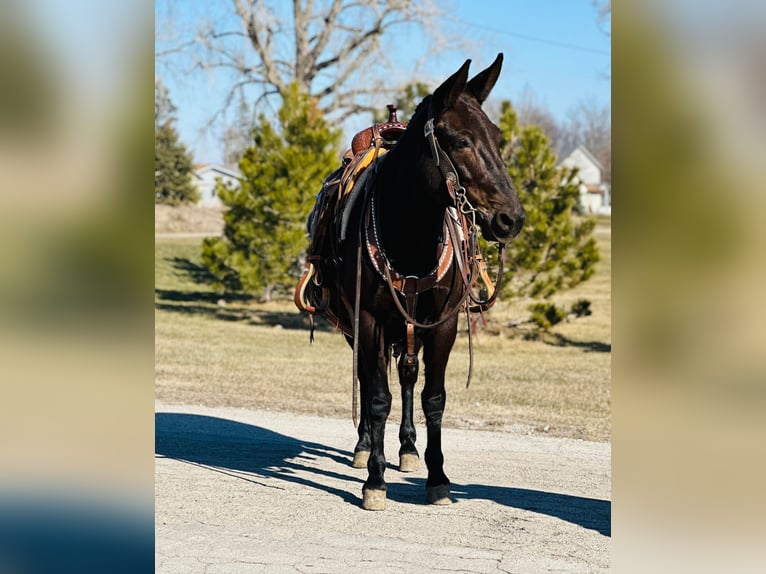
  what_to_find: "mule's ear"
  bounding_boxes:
[466,53,503,104]
[432,59,471,112]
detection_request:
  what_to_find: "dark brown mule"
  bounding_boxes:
[301,54,524,510]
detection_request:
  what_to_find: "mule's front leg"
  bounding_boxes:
[361,324,392,511]
[351,380,371,469]
[421,319,457,505]
[398,351,420,472]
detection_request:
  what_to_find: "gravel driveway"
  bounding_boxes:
[156,402,610,573]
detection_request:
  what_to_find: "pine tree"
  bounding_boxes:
[154,82,199,205]
[201,84,341,301]
[485,101,599,304]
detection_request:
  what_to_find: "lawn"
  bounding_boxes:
[155,220,611,441]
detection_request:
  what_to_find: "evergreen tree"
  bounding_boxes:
[154,80,175,130]
[154,82,199,205]
[485,101,599,304]
[201,84,341,301]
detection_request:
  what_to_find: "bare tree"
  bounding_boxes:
[592,0,610,80]
[221,95,255,168]
[514,85,562,149]
[157,0,459,127]
[154,79,176,130]
[560,100,611,183]
[593,0,611,37]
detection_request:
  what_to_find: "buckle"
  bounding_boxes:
[424,117,434,138]
[402,275,419,295]
[424,118,440,166]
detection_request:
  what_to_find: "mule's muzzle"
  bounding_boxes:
[490,210,525,241]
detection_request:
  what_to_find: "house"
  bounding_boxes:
[192,164,242,208]
[558,145,611,215]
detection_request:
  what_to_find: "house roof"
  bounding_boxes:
[193,164,242,180]
[557,144,604,171]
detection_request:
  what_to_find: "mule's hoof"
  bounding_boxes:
[352,450,370,468]
[362,488,387,511]
[399,453,419,473]
[426,484,452,505]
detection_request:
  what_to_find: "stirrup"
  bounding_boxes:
[294,262,328,314]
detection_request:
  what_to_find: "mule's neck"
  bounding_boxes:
[374,106,450,277]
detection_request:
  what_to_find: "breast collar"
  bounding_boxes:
[361,101,471,298]
[364,182,457,296]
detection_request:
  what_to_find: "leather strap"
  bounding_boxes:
[404,322,416,366]
[364,190,454,295]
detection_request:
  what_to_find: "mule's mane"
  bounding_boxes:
[411,95,432,121]
[391,95,431,152]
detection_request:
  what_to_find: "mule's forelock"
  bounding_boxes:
[432,59,471,112]
[466,53,503,104]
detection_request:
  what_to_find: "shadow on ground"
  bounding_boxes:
[498,326,611,353]
[388,478,610,536]
[156,412,359,505]
[543,333,611,353]
[170,257,218,285]
[156,256,331,330]
[154,289,320,330]
[156,412,610,536]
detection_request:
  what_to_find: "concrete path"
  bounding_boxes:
[156,402,610,573]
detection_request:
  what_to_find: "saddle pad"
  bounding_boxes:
[339,148,388,241]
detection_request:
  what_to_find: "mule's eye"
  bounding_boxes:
[453,138,471,150]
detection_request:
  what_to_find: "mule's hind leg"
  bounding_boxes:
[421,318,457,505]
[397,351,419,472]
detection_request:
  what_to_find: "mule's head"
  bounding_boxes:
[427,54,525,242]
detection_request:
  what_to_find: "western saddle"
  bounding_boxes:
[295,105,407,332]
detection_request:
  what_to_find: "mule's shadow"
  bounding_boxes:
[156,413,610,536]
[155,412,359,504]
[387,478,610,536]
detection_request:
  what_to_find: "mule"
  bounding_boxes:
[300,54,525,510]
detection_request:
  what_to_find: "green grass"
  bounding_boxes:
[155,223,611,441]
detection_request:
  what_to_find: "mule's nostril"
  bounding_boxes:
[498,212,513,229]
[490,210,525,240]
[491,211,514,237]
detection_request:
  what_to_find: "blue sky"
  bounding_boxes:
[156,0,610,164]
[449,1,610,113]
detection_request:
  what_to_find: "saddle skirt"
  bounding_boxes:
[295,145,388,331]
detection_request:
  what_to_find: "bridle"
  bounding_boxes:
[408,100,507,315]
